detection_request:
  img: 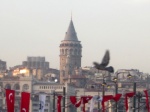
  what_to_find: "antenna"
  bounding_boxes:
[71,11,72,20]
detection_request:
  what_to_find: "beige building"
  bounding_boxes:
[0,74,76,112]
[0,75,32,112]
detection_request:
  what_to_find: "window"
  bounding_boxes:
[74,49,77,55]
[14,84,20,90]
[65,49,68,55]
[70,43,73,46]
[67,49,69,54]
[62,49,64,55]
[78,50,81,55]
[45,103,48,106]
[44,109,48,112]
[70,49,73,55]
[33,104,38,106]
[23,84,29,91]
[16,92,19,95]
[5,84,11,89]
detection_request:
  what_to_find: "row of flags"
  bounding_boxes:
[6,89,30,112]
[59,90,150,112]
[69,94,122,112]
[4,89,150,112]
[5,89,46,112]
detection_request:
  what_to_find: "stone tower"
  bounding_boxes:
[59,19,82,84]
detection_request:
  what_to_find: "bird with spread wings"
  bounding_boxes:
[93,50,114,73]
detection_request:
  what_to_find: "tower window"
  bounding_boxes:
[78,50,81,55]
[70,44,73,46]
[67,49,69,54]
[74,49,77,55]
[75,62,77,65]
[62,49,64,55]
[70,49,73,55]
[65,49,68,55]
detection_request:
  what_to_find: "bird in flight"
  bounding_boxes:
[93,50,114,73]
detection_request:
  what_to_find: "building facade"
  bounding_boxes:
[0,60,6,71]
[22,57,49,69]
[22,57,49,80]
[0,75,33,112]
[0,74,76,112]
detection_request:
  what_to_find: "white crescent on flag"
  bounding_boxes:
[9,93,13,103]
[22,108,26,112]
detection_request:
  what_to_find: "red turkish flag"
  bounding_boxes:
[112,94,122,102]
[82,96,92,112]
[144,90,150,112]
[102,95,113,112]
[57,96,62,112]
[125,92,135,112]
[70,96,92,111]
[70,96,82,107]
[5,89,15,112]
[20,92,30,112]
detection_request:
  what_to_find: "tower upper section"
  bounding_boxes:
[64,20,78,41]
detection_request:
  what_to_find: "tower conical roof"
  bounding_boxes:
[64,20,78,41]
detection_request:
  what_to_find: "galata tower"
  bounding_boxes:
[59,18,82,84]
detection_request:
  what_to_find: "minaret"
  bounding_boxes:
[59,18,82,84]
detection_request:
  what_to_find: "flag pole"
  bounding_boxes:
[63,87,66,112]
[53,91,55,112]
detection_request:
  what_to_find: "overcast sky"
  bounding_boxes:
[0,0,150,73]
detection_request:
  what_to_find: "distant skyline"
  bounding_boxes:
[0,0,150,73]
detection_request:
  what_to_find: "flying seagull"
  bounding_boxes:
[93,50,114,73]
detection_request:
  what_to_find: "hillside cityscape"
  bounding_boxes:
[0,19,150,112]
